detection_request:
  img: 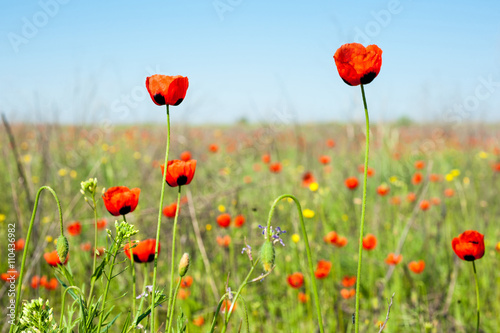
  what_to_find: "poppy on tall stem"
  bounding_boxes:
[334,42,382,333]
[145,74,189,331]
[452,230,484,333]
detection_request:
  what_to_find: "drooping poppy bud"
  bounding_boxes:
[56,235,70,264]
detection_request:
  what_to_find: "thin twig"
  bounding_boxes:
[186,189,220,302]
[378,292,395,332]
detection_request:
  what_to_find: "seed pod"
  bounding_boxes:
[56,235,69,263]
[260,241,275,272]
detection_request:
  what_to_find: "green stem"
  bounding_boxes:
[97,247,119,331]
[10,186,63,332]
[208,292,231,333]
[166,279,182,333]
[151,104,171,330]
[128,237,136,316]
[87,192,98,305]
[60,286,84,328]
[354,84,370,333]
[265,194,324,333]
[166,186,183,325]
[472,261,480,333]
[221,259,260,333]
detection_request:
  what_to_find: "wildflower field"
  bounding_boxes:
[0,43,498,333]
[2,115,500,332]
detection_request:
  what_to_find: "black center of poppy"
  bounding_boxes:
[360,72,377,85]
[173,98,183,106]
[463,255,475,261]
[177,175,188,186]
[153,93,166,105]
[470,241,479,244]
[132,254,142,263]
[342,78,353,86]
[146,253,155,263]
[119,206,131,215]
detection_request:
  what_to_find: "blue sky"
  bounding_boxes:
[1,0,500,125]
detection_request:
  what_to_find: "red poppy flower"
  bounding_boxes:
[419,200,430,211]
[124,239,159,263]
[180,151,192,162]
[431,197,441,205]
[14,238,25,251]
[301,172,316,187]
[407,192,416,203]
[216,235,231,248]
[376,184,390,196]
[222,300,236,313]
[341,276,356,288]
[444,188,455,198]
[412,172,423,185]
[345,177,359,190]
[67,221,81,236]
[451,230,485,261]
[161,160,197,187]
[44,250,69,267]
[95,219,107,230]
[180,276,193,288]
[362,234,377,250]
[102,186,141,216]
[145,74,189,106]
[340,288,356,299]
[390,196,401,205]
[31,275,41,289]
[233,215,246,228]
[493,162,500,172]
[333,43,382,86]
[323,231,338,245]
[269,162,282,173]
[385,253,402,265]
[262,154,271,164]
[429,174,442,182]
[193,316,205,327]
[40,275,48,288]
[414,160,425,170]
[80,242,91,251]
[178,289,190,300]
[216,213,231,228]
[326,139,336,148]
[298,292,309,303]
[162,203,179,218]
[1,269,19,281]
[209,144,219,153]
[287,272,304,289]
[319,155,331,165]
[335,236,348,248]
[408,260,425,274]
[44,278,58,290]
[314,260,332,279]
[358,165,374,177]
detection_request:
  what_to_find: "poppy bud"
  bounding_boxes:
[56,235,69,263]
[260,241,275,272]
[178,253,190,277]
